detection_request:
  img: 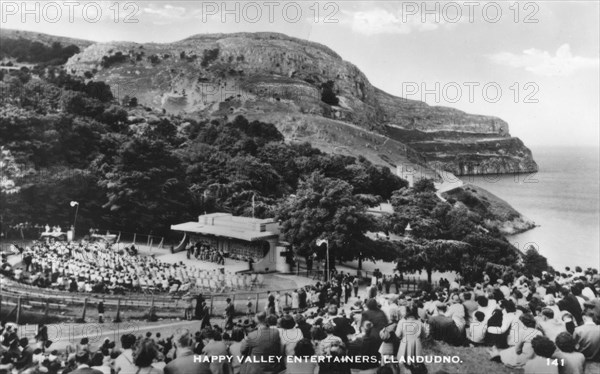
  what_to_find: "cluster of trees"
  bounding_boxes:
[0,67,404,236]
[277,174,528,283]
[0,38,80,65]
[0,64,544,283]
[381,179,526,283]
[100,51,128,68]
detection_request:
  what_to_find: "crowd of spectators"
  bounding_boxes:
[2,261,598,374]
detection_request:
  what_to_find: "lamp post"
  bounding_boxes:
[70,201,79,237]
[316,239,329,282]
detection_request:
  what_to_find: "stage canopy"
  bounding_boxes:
[171,213,279,242]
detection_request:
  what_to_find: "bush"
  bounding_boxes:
[101,52,128,68]
[148,54,160,64]
[413,178,436,193]
[85,81,113,102]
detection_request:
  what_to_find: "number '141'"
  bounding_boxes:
[547,359,565,366]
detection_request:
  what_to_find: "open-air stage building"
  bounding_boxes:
[171,213,291,273]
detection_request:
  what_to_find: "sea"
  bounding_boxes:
[465,146,600,270]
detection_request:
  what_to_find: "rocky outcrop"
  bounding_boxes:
[442,184,536,235]
[63,32,537,175]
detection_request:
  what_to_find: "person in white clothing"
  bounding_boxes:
[114,334,137,374]
[466,311,487,346]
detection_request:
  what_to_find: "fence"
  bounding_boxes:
[0,275,304,324]
[1,269,439,326]
[0,283,187,324]
[0,288,302,326]
[1,276,437,327]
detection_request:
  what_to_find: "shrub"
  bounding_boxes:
[201,48,220,67]
[148,54,160,64]
[101,52,127,68]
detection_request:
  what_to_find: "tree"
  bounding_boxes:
[413,178,436,193]
[388,183,442,238]
[388,179,481,282]
[396,238,470,283]
[98,105,128,131]
[85,81,113,102]
[522,246,549,277]
[99,137,192,234]
[277,172,374,262]
[60,90,104,117]
[460,233,522,283]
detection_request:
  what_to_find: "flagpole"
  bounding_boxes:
[73,204,79,229]
[326,241,330,283]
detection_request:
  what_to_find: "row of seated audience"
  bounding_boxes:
[2,241,264,295]
[1,261,598,374]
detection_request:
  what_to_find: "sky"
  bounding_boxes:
[1,0,599,148]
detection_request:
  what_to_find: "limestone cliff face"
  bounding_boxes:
[65,32,538,175]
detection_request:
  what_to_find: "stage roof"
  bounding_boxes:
[170,221,279,242]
